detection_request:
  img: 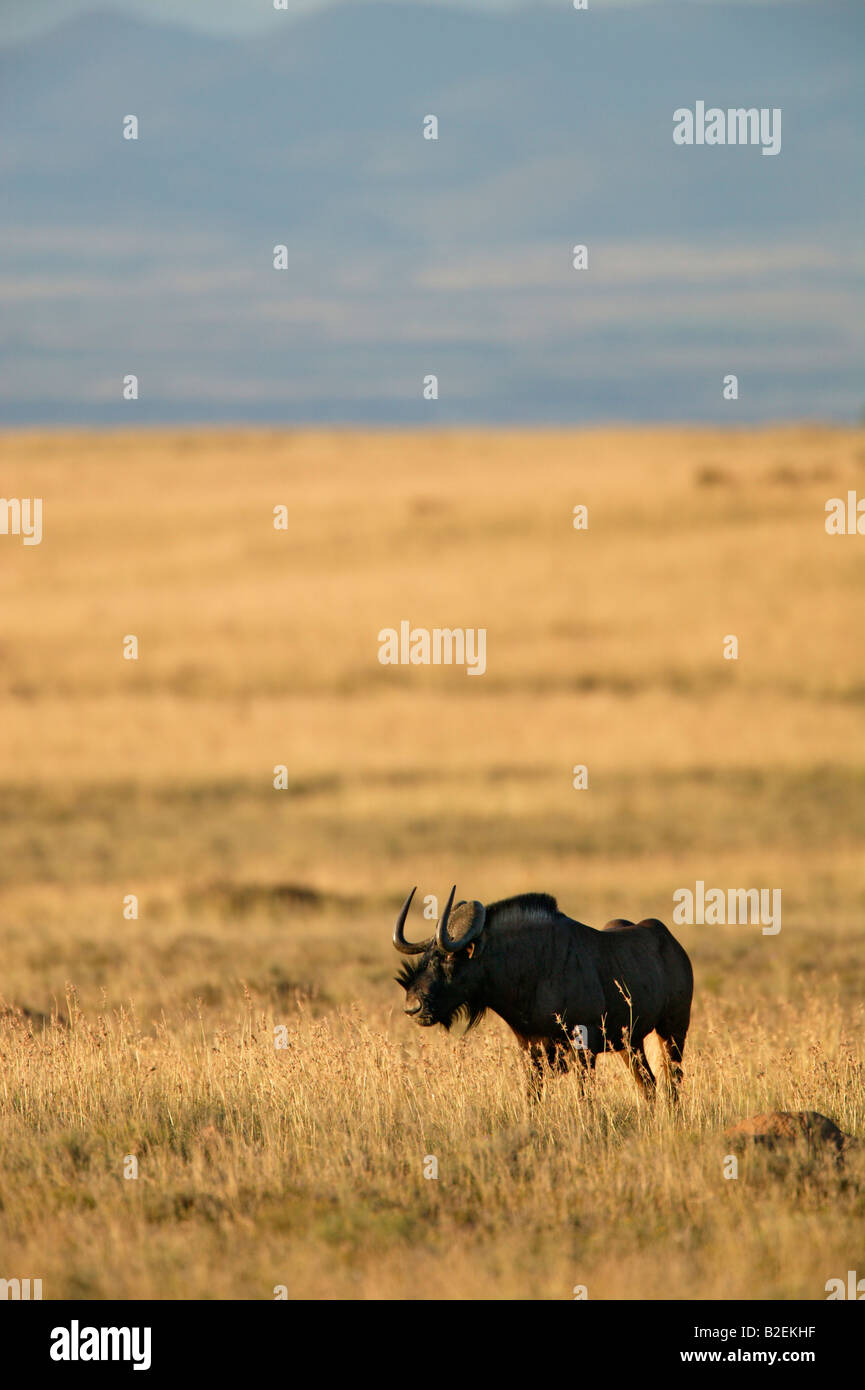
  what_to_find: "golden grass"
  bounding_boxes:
[1,424,864,1299]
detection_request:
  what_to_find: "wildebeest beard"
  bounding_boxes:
[394,954,487,1032]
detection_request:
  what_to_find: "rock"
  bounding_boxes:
[724,1110,856,1155]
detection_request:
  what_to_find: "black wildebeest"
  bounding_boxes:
[393,887,693,1099]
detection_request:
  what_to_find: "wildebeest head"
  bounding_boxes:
[393,886,487,1030]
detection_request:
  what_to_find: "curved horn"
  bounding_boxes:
[393,887,431,955]
[436,886,486,954]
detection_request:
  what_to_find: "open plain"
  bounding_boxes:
[1,425,864,1299]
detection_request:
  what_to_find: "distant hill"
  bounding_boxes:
[0,1,862,423]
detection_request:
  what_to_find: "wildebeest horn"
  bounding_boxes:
[393,887,432,955]
[435,885,486,953]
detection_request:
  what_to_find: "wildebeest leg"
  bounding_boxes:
[656,1029,687,1103]
[525,1042,548,1103]
[526,1039,579,1101]
[571,1045,596,1097]
[544,1039,573,1074]
[621,1041,656,1101]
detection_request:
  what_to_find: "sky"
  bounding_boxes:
[0,0,801,44]
[0,0,859,425]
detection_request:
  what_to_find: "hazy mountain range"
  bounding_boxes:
[1,1,862,424]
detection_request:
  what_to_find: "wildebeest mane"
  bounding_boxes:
[484,892,559,929]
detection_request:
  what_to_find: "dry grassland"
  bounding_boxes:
[1,425,864,1298]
